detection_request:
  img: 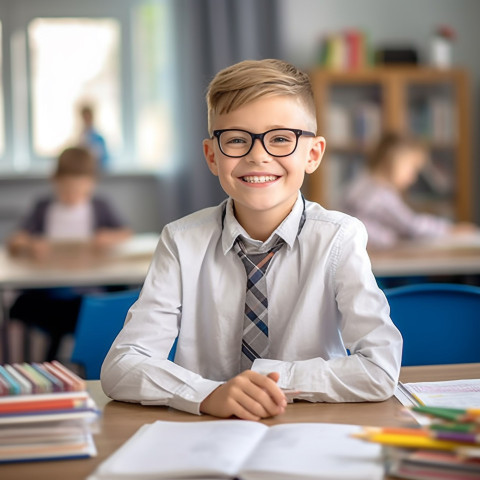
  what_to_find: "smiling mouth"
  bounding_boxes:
[241,175,279,184]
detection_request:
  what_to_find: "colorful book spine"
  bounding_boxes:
[0,362,86,397]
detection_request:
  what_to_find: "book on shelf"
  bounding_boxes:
[318,29,372,71]
[0,361,99,463]
[88,420,384,480]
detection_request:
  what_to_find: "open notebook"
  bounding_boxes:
[88,420,383,480]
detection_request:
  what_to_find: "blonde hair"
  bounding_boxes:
[53,146,98,178]
[206,59,317,135]
[368,132,425,174]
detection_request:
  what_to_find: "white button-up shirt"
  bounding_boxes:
[101,193,402,415]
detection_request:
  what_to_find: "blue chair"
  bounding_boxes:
[70,289,179,380]
[384,283,480,366]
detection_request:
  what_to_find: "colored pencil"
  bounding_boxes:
[352,431,464,450]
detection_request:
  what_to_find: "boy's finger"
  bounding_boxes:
[266,372,280,383]
[242,380,286,416]
[231,401,261,421]
[235,390,271,419]
[252,374,287,407]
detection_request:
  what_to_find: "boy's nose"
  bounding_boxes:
[246,138,272,163]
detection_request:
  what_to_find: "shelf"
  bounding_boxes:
[308,66,472,221]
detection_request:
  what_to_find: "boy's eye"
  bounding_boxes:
[270,136,291,143]
[225,137,248,145]
[268,133,295,145]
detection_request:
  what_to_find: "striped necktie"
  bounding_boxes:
[234,237,285,371]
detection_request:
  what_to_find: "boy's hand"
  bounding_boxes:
[200,371,286,421]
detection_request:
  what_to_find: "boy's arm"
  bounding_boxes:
[101,227,286,419]
[252,219,403,403]
[100,229,222,415]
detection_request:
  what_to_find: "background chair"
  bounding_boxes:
[71,289,177,379]
[384,283,480,366]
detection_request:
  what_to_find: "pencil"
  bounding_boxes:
[412,406,479,423]
[431,430,480,444]
[353,431,469,450]
[430,422,479,433]
[360,427,480,445]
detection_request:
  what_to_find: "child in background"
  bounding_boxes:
[343,132,476,250]
[101,59,402,421]
[8,146,132,360]
[79,104,110,171]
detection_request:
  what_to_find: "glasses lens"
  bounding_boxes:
[219,130,251,157]
[264,129,297,156]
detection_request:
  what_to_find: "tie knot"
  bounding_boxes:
[234,237,285,276]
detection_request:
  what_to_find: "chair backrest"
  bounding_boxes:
[384,283,480,366]
[71,289,140,380]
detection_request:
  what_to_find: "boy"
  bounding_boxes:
[8,146,131,359]
[101,59,402,420]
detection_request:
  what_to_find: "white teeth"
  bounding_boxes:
[242,175,278,183]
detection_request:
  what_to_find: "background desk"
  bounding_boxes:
[0,234,158,362]
[1,363,478,480]
[370,235,480,278]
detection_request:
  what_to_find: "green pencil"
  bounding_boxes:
[412,406,469,422]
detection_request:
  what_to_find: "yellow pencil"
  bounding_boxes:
[352,431,464,451]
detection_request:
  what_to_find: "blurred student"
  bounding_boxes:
[79,104,110,171]
[8,146,131,360]
[343,132,476,250]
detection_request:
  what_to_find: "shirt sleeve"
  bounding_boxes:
[100,226,223,415]
[252,218,403,403]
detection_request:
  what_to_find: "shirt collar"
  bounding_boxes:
[221,192,304,255]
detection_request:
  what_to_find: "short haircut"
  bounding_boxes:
[53,146,98,178]
[368,132,425,173]
[206,59,317,135]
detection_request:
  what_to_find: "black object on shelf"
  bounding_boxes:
[376,47,419,65]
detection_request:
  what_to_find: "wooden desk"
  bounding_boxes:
[2,363,479,480]
[0,234,158,289]
[369,235,480,277]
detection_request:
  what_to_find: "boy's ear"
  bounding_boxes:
[203,138,218,176]
[305,136,326,174]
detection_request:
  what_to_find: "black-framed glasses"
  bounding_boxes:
[212,128,316,158]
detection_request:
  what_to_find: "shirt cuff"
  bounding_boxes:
[169,378,224,415]
[251,359,293,389]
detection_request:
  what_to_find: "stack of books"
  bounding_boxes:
[0,360,99,463]
[317,29,372,71]
[354,406,480,479]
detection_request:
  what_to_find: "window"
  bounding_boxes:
[29,18,121,159]
[133,2,177,170]
[0,0,176,174]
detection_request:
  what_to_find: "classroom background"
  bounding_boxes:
[0,0,479,238]
[1,0,480,364]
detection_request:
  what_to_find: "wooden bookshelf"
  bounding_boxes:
[307,67,472,221]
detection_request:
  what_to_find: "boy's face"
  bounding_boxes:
[54,175,96,206]
[203,95,325,226]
